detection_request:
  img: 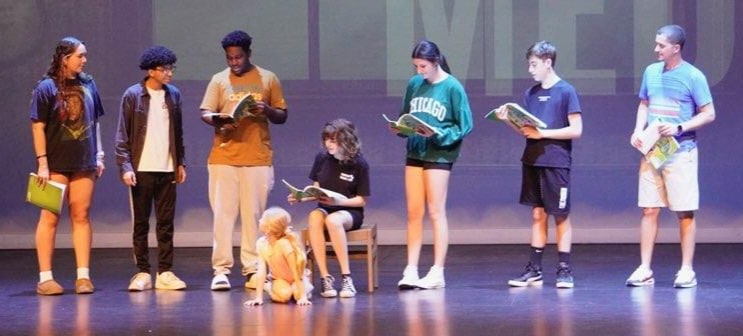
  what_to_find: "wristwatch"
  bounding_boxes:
[676,124,684,135]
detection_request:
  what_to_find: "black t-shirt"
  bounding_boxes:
[521,80,581,168]
[309,152,370,214]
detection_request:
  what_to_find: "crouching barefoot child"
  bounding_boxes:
[244,207,313,306]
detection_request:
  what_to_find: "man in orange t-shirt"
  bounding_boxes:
[200,30,288,291]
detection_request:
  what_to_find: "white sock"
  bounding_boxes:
[77,267,90,280]
[39,271,53,283]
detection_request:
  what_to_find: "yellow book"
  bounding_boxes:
[26,173,67,214]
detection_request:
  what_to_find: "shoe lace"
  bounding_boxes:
[557,266,571,277]
[526,262,542,273]
[322,275,335,291]
[341,277,355,292]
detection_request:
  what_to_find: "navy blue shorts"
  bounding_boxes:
[519,164,571,216]
[317,207,364,231]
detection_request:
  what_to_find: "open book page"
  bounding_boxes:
[26,173,67,214]
[204,94,257,124]
[634,124,662,155]
[281,179,349,202]
[485,103,547,129]
[646,136,679,169]
[383,113,442,136]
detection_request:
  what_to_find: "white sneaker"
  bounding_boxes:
[397,266,419,290]
[673,268,697,288]
[156,271,187,290]
[211,274,231,291]
[625,266,654,287]
[339,276,357,298]
[128,272,152,292]
[302,270,314,299]
[416,265,445,289]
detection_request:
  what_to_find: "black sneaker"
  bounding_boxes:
[320,275,337,298]
[508,262,543,287]
[339,276,357,298]
[556,262,574,289]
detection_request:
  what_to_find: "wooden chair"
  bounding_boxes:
[301,224,378,292]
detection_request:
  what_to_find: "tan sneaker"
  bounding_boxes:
[155,271,187,290]
[75,278,95,294]
[37,279,64,295]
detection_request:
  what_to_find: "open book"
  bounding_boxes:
[282,179,348,202]
[26,173,67,214]
[383,113,442,136]
[634,124,679,169]
[204,94,257,124]
[484,103,547,128]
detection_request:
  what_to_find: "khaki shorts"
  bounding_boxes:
[638,148,698,211]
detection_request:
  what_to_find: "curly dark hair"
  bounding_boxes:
[321,119,362,164]
[139,45,177,70]
[221,30,252,53]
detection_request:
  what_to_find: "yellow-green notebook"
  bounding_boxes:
[26,173,67,214]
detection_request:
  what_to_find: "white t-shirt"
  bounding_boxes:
[138,88,174,172]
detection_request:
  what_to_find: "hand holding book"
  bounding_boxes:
[26,173,67,214]
[632,122,679,169]
[283,179,348,204]
[383,113,441,137]
[484,103,547,129]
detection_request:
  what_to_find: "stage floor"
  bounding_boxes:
[2,244,742,335]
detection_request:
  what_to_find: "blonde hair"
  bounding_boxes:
[258,207,307,272]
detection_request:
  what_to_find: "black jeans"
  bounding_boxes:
[130,171,177,273]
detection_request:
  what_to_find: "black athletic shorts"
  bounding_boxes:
[519,164,571,216]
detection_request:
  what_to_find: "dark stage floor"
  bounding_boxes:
[2,244,742,335]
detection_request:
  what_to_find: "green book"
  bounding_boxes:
[26,173,67,214]
[485,103,547,129]
[383,113,442,136]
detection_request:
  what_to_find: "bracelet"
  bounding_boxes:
[36,154,47,159]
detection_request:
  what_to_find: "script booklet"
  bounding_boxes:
[383,113,442,136]
[484,103,547,129]
[281,179,349,202]
[204,94,257,124]
[26,173,67,214]
[634,124,679,169]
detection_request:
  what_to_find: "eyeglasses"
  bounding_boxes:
[155,66,176,73]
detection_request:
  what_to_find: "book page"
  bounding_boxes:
[635,124,662,155]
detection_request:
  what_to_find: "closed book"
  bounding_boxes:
[26,173,67,214]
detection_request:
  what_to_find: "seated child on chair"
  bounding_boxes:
[244,207,312,306]
[288,118,370,298]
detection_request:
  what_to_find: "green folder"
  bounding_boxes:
[26,173,67,214]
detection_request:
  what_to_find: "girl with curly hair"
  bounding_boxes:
[288,118,370,298]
